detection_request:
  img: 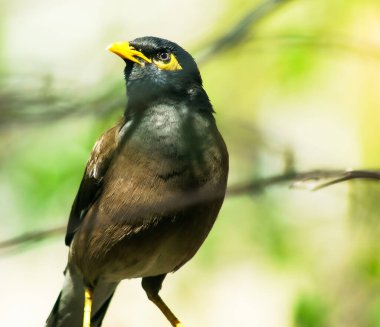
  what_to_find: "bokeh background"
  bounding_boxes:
[1,0,380,326]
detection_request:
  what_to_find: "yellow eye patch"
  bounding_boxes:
[153,53,183,71]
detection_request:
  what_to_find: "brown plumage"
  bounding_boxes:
[46,36,228,327]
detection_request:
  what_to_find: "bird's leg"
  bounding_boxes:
[83,286,94,327]
[142,275,184,327]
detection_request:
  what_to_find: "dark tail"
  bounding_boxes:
[45,269,118,327]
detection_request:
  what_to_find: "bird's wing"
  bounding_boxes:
[65,123,121,245]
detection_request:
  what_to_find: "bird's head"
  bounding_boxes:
[108,36,203,101]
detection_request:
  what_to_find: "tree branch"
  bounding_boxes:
[196,0,291,63]
[1,168,379,254]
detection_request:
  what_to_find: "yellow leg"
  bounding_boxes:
[83,287,93,327]
[148,293,184,327]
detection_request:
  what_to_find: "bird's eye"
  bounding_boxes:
[157,52,171,62]
[153,52,182,71]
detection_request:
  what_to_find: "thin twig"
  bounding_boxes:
[0,226,65,251]
[310,170,380,190]
[246,34,380,60]
[196,0,291,63]
[1,168,379,253]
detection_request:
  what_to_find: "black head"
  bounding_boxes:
[108,36,203,101]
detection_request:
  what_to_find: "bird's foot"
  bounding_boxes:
[83,287,93,327]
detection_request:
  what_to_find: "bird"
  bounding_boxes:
[45,36,229,327]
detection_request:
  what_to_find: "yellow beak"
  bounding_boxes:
[107,42,152,65]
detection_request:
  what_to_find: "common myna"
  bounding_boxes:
[45,36,229,327]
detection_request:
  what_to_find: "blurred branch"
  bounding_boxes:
[307,169,380,190]
[0,80,124,131]
[226,169,334,196]
[0,226,65,249]
[1,168,380,254]
[227,169,380,195]
[249,33,380,60]
[196,0,291,63]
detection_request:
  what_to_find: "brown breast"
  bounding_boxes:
[69,109,228,284]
